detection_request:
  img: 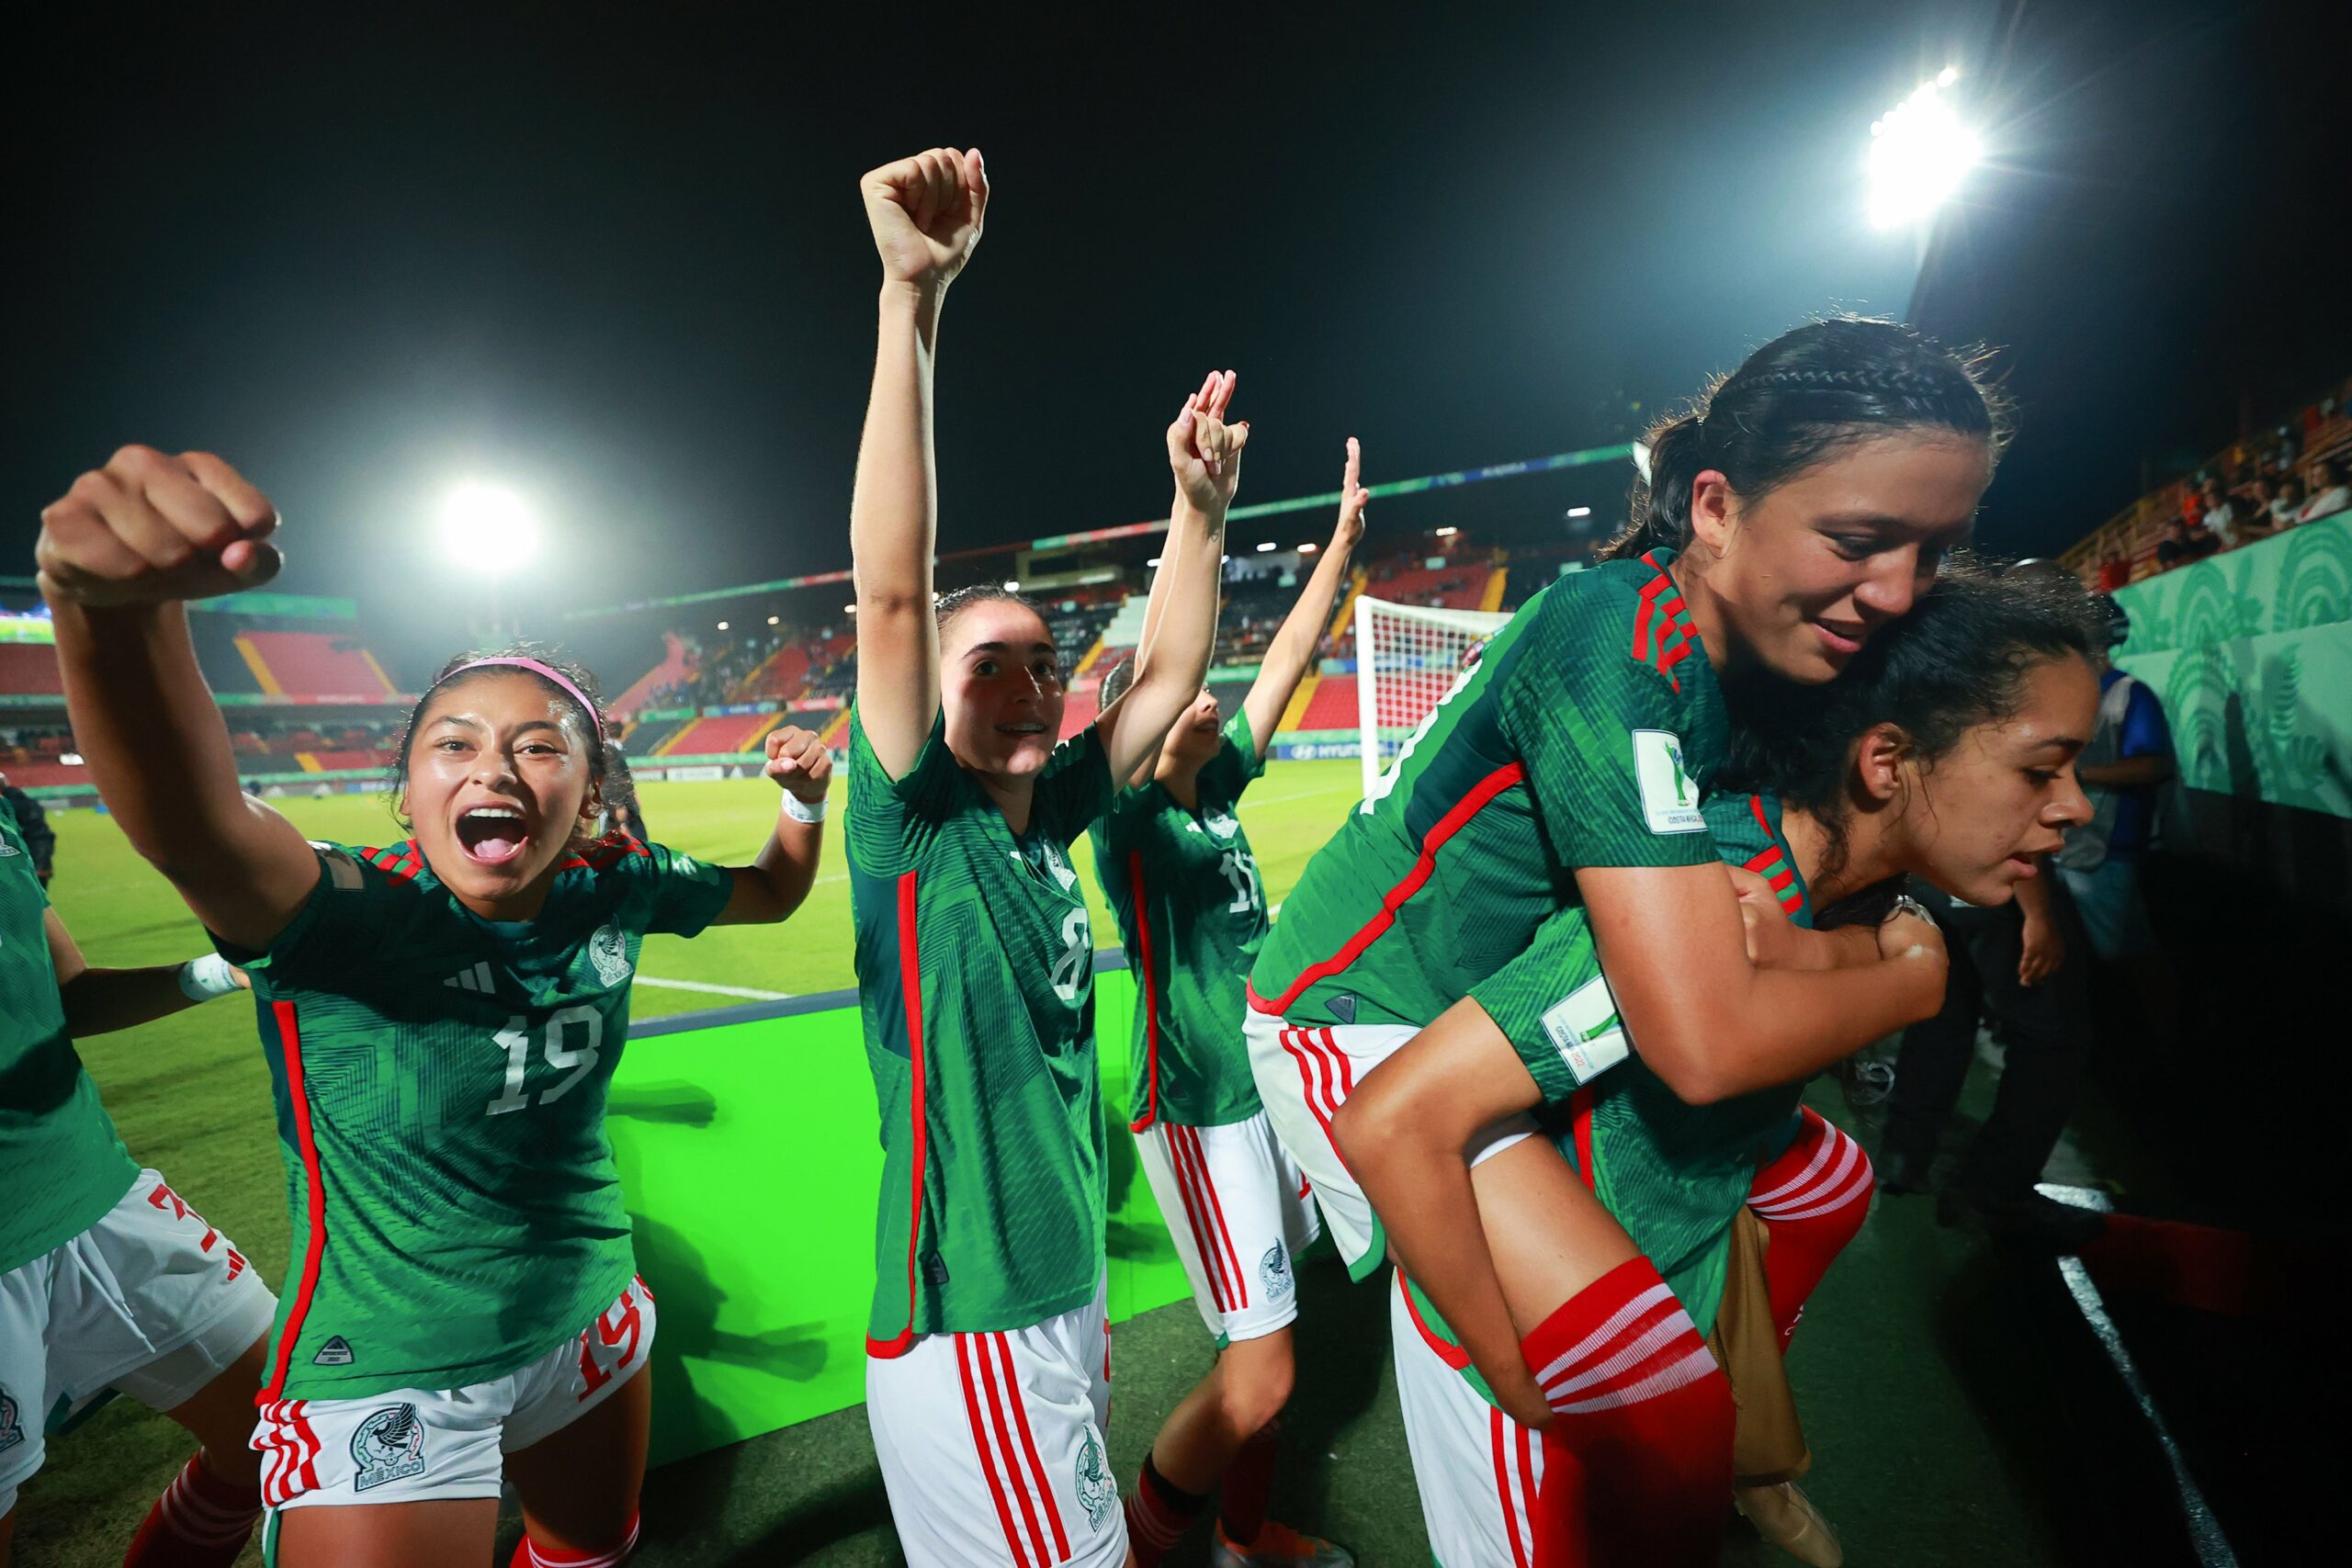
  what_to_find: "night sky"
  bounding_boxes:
[7,1,2343,679]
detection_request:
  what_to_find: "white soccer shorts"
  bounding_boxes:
[865,1271,1124,1568]
[1244,1008,1536,1280]
[1135,1111,1321,1346]
[251,1273,654,1512]
[0,1168,277,1515]
[1388,1269,1549,1568]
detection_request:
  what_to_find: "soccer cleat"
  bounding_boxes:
[1735,1480,1844,1567]
[1211,1518,1354,1568]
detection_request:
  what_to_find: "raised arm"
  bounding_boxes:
[1240,437,1367,755]
[850,146,989,780]
[1094,376,1244,782]
[712,724,831,924]
[37,447,322,952]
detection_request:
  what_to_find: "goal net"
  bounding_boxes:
[1353,594,1512,798]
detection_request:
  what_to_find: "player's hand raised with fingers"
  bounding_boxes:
[763,724,833,805]
[862,146,989,292]
[1167,369,1249,516]
[1332,436,1371,552]
[37,446,283,607]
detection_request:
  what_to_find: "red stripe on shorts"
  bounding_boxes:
[954,1336,1031,1568]
[992,1332,1071,1562]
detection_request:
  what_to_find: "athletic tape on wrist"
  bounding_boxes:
[178,953,242,1002]
[782,793,828,824]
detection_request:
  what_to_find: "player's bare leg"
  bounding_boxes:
[1,1504,18,1567]
[1128,1328,1348,1566]
[119,1331,272,1564]
[274,1498,499,1567]
[505,1362,651,1563]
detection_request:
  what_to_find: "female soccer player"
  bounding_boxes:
[35,447,833,1568]
[1353,566,2102,1568]
[1089,445,1367,1568]
[3,803,273,1568]
[1246,317,2006,1552]
[842,147,1240,1568]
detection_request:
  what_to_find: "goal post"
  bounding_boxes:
[1352,594,1512,798]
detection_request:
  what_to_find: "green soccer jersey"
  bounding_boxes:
[846,708,1116,1353]
[1250,550,1727,1032]
[1091,710,1269,1130]
[1407,793,1815,1410]
[1474,791,1815,1340]
[1,795,140,1275]
[228,832,732,1399]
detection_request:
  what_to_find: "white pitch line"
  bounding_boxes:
[635,976,793,1001]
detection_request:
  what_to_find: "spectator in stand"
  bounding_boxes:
[2303,456,2350,523]
[2054,595,2177,1060]
[0,768,56,886]
[2270,474,2308,531]
[2199,477,2245,549]
[2238,475,2288,542]
[2155,507,2221,568]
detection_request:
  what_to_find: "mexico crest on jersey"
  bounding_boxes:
[1261,1242,1295,1302]
[0,1385,23,1454]
[588,920,632,987]
[1074,1431,1115,1531]
[351,1404,427,1492]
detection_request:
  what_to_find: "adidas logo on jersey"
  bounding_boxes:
[1328,993,1357,1025]
[442,962,495,994]
[312,1336,356,1367]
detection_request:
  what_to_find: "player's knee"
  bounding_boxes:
[1216,1344,1294,1437]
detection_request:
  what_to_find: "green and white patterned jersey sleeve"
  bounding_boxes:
[846,705,968,875]
[619,840,737,937]
[1495,589,1721,870]
[228,842,407,984]
[1465,904,1624,1105]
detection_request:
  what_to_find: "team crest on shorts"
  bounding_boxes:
[1074,1432,1115,1531]
[351,1404,427,1492]
[0,1386,23,1454]
[588,920,632,987]
[1261,1242,1295,1302]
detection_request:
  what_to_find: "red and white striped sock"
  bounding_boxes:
[1521,1257,1735,1568]
[1125,1454,1205,1568]
[121,1450,261,1568]
[509,1509,642,1568]
[1747,1108,1874,1352]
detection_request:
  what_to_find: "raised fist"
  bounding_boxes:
[862,147,989,290]
[37,446,281,607]
[1167,369,1250,515]
[764,724,832,805]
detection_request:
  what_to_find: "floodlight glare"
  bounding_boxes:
[1297,542,1319,554]
[435,481,540,576]
[1869,70,1979,229]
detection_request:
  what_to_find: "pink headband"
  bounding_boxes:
[435,657,606,742]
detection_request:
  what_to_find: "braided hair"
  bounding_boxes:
[1601,318,2012,562]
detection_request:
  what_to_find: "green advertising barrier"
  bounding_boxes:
[2112,513,2352,819]
[607,964,1194,1465]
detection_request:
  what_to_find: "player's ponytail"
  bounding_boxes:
[1722,558,2099,886]
[1600,317,2013,562]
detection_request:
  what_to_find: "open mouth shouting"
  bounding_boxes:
[996,721,1048,738]
[455,804,532,866]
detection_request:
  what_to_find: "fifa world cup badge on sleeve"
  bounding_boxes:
[1543,975,1634,1086]
[1633,729,1706,834]
[352,1404,427,1492]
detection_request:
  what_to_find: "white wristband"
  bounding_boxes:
[782,793,829,825]
[178,953,242,1002]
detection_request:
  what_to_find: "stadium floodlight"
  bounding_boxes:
[435,481,539,576]
[1566,505,1593,519]
[717,620,729,630]
[1003,580,1020,592]
[767,615,780,626]
[1147,557,1162,567]
[1435,526,1458,537]
[1257,541,1278,552]
[60,751,85,766]
[844,604,857,615]
[1868,69,1979,230]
